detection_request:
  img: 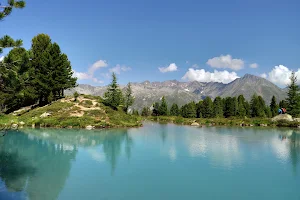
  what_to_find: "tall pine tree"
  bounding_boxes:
[213,96,223,118]
[270,96,278,117]
[158,96,168,116]
[103,73,123,110]
[123,82,134,112]
[170,103,179,116]
[286,71,300,116]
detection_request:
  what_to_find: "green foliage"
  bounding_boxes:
[286,71,300,117]
[279,100,288,109]
[237,95,246,117]
[79,100,93,108]
[73,92,79,101]
[224,97,235,118]
[181,102,196,118]
[250,94,266,117]
[0,0,25,20]
[141,107,151,116]
[200,97,213,118]
[270,96,278,117]
[103,73,123,110]
[0,34,77,113]
[123,82,134,112]
[0,1,25,54]
[170,103,180,116]
[213,96,223,118]
[158,96,168,116]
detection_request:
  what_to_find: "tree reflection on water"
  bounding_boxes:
[0,128,134,199]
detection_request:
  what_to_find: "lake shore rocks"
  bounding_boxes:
[191,122,200,126]
[272,114,293,122]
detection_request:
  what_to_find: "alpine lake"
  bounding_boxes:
[0,123,300,200]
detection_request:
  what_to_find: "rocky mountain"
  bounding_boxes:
[66,74,287,111]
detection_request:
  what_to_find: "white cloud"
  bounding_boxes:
[182,68,239,84]
[262,65,300,87]
[109,64,131,74]
[73,59,107,84]
[0,56,4,62]
[260,73,267,79]
[249,63,258,68]
[206,54,244,71]
[159,63,178,73]
[88,60,108,74]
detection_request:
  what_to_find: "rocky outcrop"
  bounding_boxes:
[271,114,293,122]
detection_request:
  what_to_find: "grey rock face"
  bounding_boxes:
[66,74,286,111]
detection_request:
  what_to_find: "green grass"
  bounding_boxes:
[0,97,142,129]
[79,100,93,108]
[146,116,299,127]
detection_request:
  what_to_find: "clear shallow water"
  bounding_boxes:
[0,123,300,200]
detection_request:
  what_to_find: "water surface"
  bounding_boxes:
[0,123,300,200]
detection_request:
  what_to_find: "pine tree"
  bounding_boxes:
[286,71,300,116]
[237,95,246,117]
[103,73,123,110]
[279,100,288,109]
[213,96,223,118]
[0,1,26,54]
[158,96,168,116]
[170,103,179,116]
[123,82,134,112]
[201,96,213,118]
[224,97,235,118]
[29,34,53,105]
[181,102,196,118]
[196,101,203,118]
[270,96,278,117]
[250,94,266,117]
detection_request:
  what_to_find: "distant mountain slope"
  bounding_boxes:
[66,74,286,111]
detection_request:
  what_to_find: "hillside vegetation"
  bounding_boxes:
[0,95,142,129]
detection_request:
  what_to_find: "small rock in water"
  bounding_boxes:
[86,125,95,130]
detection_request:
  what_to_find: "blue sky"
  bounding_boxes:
[1,0,300,87]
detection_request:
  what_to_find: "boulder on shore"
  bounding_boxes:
[271,114,293,122]
[40,112,51,118]
[191,122,200,126]
[86,125,95,130]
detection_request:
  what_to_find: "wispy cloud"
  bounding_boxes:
[0,56,4,62]
[159,63,178,73]
[249,63,259,68]
[206,54,244,71]
[73,59,108,84]
[109,64,131,74]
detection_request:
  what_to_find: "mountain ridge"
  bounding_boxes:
[66,74,286,111]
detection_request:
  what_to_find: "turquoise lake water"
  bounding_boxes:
[0,123,300,200]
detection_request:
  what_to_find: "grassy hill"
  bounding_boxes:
[0,95,142,129]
